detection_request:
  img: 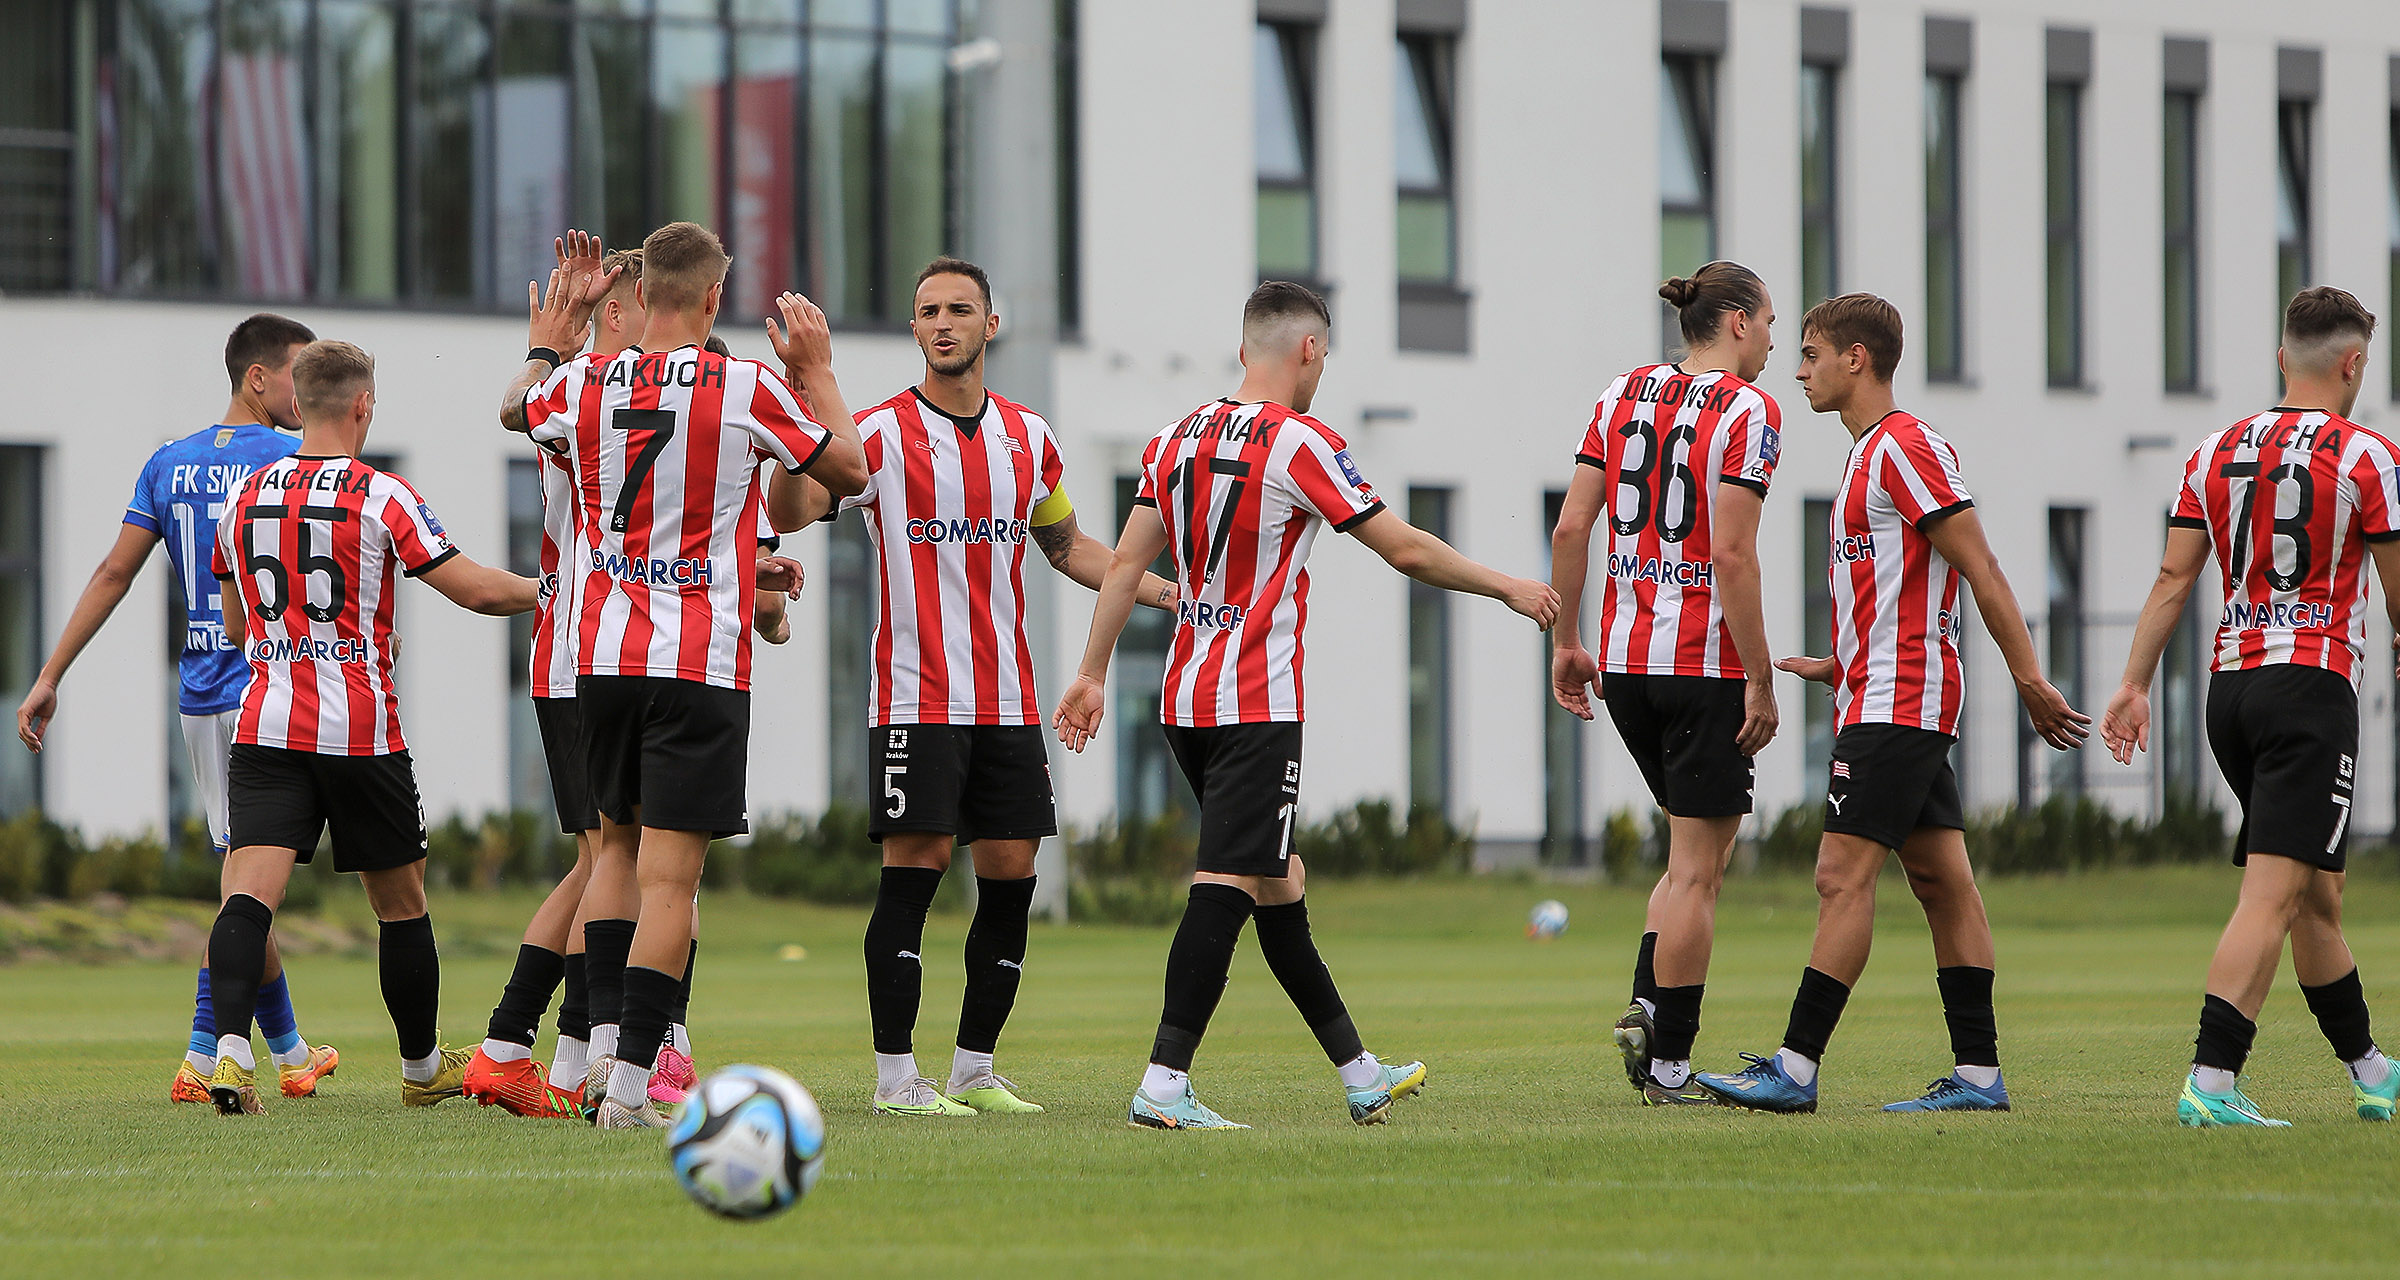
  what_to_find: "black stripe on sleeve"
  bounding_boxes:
[784,428,832,477]
[2166,515,2209,531]
[403,546,461,578]
[1719,475,1768,496]
[1575,453,1607,469]
[1912,498,1975,530]
[1132,495,1157,509]
[1334,500,1386,534]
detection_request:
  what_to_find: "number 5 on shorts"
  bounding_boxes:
[884,766,908,819]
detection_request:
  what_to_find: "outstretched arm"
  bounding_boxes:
[1349,509,1560,627]
[2099,528,2211,763]
[17,524,159,751]
[1546,465,1605,720]
[1053,505,1172,753]
[1032,510,1176,610]
[417,554,539,617]
[1922,508,2091,751]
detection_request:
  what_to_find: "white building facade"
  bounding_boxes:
[6,0,2400,865]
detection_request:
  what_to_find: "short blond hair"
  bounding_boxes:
[291,340,375,419]
[601,247,643,302]
[640,222,728,313]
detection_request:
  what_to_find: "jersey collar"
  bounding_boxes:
[911,386,990,437]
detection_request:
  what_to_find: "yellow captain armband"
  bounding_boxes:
[1030,486,1074,528]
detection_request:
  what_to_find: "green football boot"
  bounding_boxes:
[2354,1064,2399,1122]
[1346,1056,1428,1125]
[2177,1075,2291,1128]
[1128,1080,1249,1130]
[947,1070,1045,1114]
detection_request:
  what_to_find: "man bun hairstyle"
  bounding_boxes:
[1659,261,1766,346]
[2284,286,2377,347]
[1801,292,1905,383]
[1244,279,1331,333]
[224,313,317,392]
[290,340,376,420]
[916,256,993,309]
[639,221,730,313]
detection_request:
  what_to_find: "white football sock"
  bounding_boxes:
[271,1041,314,1069]
[951,1048,994,1091]
[1141,1063,1189,1104]
[186,1049,217,1073]
[1775,1048,1818,1086]
[670,1023,692,1059]
[876,1052,918,1096]
[550,1037,589,1091]
[215,1035,255,1072]
[1954,1064,2000,1089]
[589,1023,619,1061]
[2192,1065,2238,1094]
[401,1049,440,1083]
[2348,1048,2391,1088]
[608,1056,651,1108]
[1649,1058,1692,1088]
[479,1039,532,1065]
[1336,1052,1383,1090]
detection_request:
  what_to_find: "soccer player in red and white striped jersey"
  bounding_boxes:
[519,221,867,1130]
[199,341,537,1116]
[782,258,1175,1116]
[1549,262,1782,1106]
[1698,294,2085,1116]
[1055,283,1558,1130]
[2103,287,2400,1126]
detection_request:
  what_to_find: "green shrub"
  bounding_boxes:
[1744,791,2231,876]
[1062,810,1197,924]
[744,806,883,904]
[1599,810,1648,884]
[1296,800,1476,879]
[1754,802,1825,872]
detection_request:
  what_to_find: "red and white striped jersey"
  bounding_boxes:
[2171,409,2400,685]
[1135,399,1384,726]
[839,389,1066,726]
[210,455,459,755]
[525,344,829,691]
[1576,364,1781,678]
[1827,412,1976,736]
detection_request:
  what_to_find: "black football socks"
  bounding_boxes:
[1781,966,1853,1067]
[205,894,275,1063]
[1149,883,1256,1074]
[583,918,636,1058]
[865,866,943,1058]
[1937,965,2000,1070]
[957,875,1036,1056]
[1651,983,1706,1067]
[671,937,699,1034]
[1252,899,1364,1067]
[2194,993,2258,1079]
[615,964,682,1081]
[557,951,590,1044]
[486,944,566,1049]
[1631,931,1660,1012]
[378,914,441,1066]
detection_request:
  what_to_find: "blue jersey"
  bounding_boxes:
[124,424,302,714]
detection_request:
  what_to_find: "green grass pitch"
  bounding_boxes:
[6,867,2395,1278]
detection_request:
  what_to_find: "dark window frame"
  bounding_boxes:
[0,0,78,291]
[1406,486,1453,819]
[0,445,44,818]
[2164,88,2203,393]
[2044,80,2084,388]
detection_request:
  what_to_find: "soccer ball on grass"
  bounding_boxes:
[667,1064,827,1220]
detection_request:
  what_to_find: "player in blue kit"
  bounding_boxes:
[14,314,341,1105]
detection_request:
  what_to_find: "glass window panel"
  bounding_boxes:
[1802,497,1834,786]
[657,0,721,18]
[827,514,871,808]
[2046,83,2081,386]
[2046,508,2086,794]
[316,0,399,300]
[494,11,572,307]
[412,4,492,301]
[1256,25,1307,183]
[1924,74,1963,379]
[2164,91,2200,391]
[217,2,312,299]
[1659,67,1706,208]
[1258,187,1314,278]
[1397,194,1452,283]
[505,459,548,817]
[0,447,39,816]
[1407,488,1453,817]
[732,0,801,20]
[0,0,70,130]
[655,20,728,230]
[1800,63,1836,305]
[1112,477,1193,824]
[109,0,216,292]
[729,31,802,321]
[1393,40,1443,191]
[575,18,650,250]
[887,0,952,37]
[814,0,876,27]
[1540,490,1582,865]
[883,39,948,319]
[2278,100,2311,305]
[808,32,876,320]
[0,0,74,293]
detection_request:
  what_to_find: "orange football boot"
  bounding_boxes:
[171,1060,210,1104]
[279,1045,342,1098]
[464,1046,578,1117]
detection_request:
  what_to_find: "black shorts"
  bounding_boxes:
[866,724,1058,844]
[2207,664,2358,871]
[534,696,598,835]
[1821,723,1964,851]
[1162,721,1303,879]
[227,744,427,873]
[577,675,750,838]
[1600,673,1755,818]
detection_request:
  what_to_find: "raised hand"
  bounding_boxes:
[525,266,588,360]
[766,292,835,376]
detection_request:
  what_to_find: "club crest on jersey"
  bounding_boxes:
[215,428,236,447]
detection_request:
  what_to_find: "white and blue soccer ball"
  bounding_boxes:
[667,1064,827,1220]
[1527,899,1570,939]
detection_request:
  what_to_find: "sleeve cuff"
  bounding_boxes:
[123,511,162,535]
[2166,515,2209,531]
[784,429,832,477]
[1718,475,1768,496]
[2366,529,2400,544]
[1334,500,1386,534]
[1575,454,1607,470]
[403,546,460,578]
[1132,495,1157,509]
[1912,498,1975,530]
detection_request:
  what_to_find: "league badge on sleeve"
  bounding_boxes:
[417,503,448,539]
